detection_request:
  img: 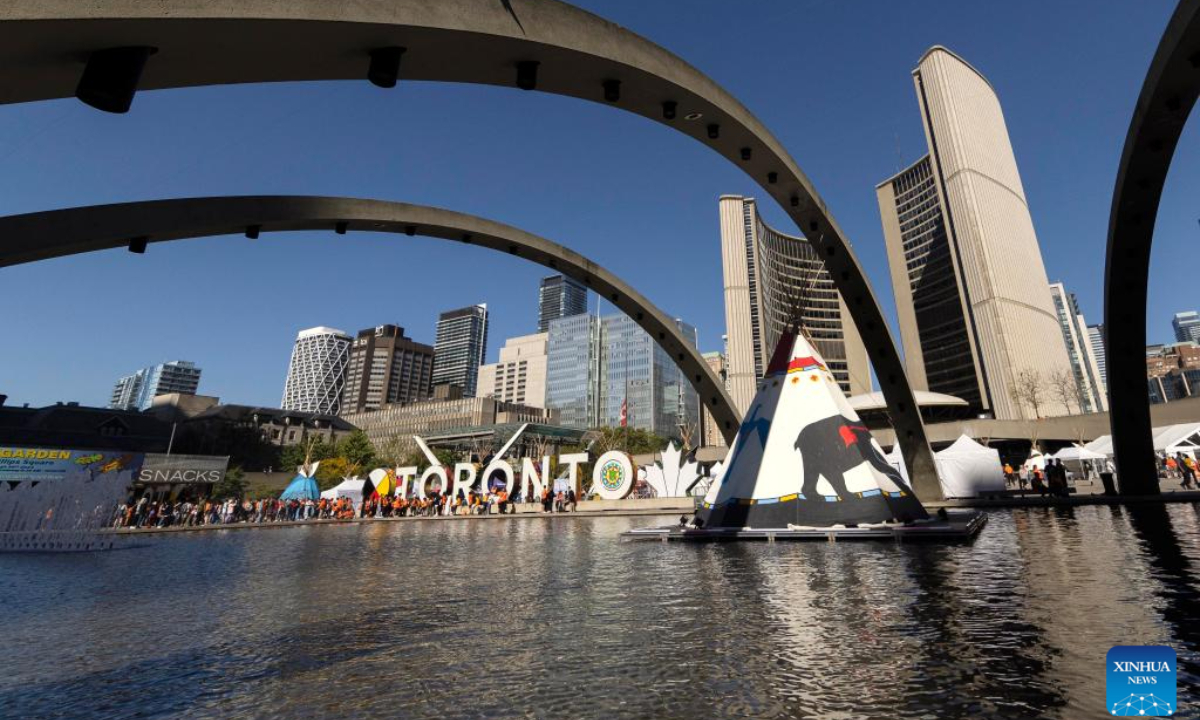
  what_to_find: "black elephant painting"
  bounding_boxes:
[794,413,914,500]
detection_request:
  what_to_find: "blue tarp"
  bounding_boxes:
[279,474,319,501]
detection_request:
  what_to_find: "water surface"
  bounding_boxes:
[2,505,1198,719]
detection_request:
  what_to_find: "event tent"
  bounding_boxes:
[935,435,1006,498]
[1085,422,1200,457]
[886,435,1005,498]
[320,478,367,504]
[1052,446,1108,462]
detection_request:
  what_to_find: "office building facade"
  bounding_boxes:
[432,304,489,396]
[1088,324,1107,393]
[699,351,729,448]
[281,327,352,415]
[110,360,203,412]
[1173,311,1200,344]
[477,332,549,408]
[537,275,588,333]
[1048,283,1107,413]
[342,325,435,414]
[545,312,700,439]
[546,314,603,430]
[876,46,1073,420]
[342,395,556,455]
[719,195,870,414]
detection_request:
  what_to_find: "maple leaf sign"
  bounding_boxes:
[642,443,701,498]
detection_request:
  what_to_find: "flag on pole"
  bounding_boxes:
[620,397,628,427]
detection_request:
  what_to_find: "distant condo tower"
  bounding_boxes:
[281,327,352,415]
[110,360,202,412]
[537,274,588,333]
[719,195,870,415]
[343,324,435,414]
[433,304,489,397]
[875,46,1073,420]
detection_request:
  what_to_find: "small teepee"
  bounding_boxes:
[280,441,321,501]
[696,328,928,529]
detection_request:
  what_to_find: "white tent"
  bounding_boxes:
[1052,446,1107,462]
[320,478,366,504]
[886,436,1005,498]
[1084,435,1114,457]
[934,435,1005,498]
[1085,422,1200,458]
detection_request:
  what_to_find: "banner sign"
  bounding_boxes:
[0,446,143,482]
[138,454,229,485]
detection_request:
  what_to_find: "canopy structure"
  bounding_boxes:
[320,478,367,504]
[279,462,320,501]
[696,329,928,529]
[1086,422,1200,457]
[887,435,1004,498]
[935,435,1005,498]
[1052,446,1108,462]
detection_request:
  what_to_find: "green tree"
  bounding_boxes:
[337,430,377,469]
[212,466,248,500]
[278,436,337,473]
[590,427,668,455]
[315,457,356,490]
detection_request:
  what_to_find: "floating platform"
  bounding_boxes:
[621,510,987,543]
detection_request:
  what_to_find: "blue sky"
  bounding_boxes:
[1,0,1194,408]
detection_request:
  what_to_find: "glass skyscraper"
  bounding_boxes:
[546,312,700,439]
[110,360,202,411]
[537,275,588,333]
[281,327,351,415]
[432,304,489,397]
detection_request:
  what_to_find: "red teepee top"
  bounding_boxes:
[765,329,797,376]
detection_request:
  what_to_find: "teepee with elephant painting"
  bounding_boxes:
[695,327,929,529]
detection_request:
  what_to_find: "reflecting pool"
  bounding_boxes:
[2,504,1198,719]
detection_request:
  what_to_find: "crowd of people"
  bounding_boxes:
[111,486,582,529]
[1001,459,1077,497]
[1160,453,1199,489]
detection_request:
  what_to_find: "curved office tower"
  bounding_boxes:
[876,46,1073,420]
[720,195,870,415]
[281,326,352,415]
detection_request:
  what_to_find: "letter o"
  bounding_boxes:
[591,451,634,500]
[482,461,515,495]
[418,466,448,499]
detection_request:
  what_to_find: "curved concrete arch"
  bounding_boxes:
[1104,0,1200,495]
[0,0,940,498]
[0,195,741,443]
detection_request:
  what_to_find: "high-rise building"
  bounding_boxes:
[1173,311,1200,344]
[1048,283,1107,414]
[546,314,603,430]
[281,327,351,415]
[545,312,700,439]
[699,351,728,448]
[1088,324,1107,393]
[1146,342,1200,404]
[601,314,700,439]
[477,332,549,408]
[719,195,870,414]
[432,304,489,397]
[875,46,1073,420]
[537,275,588,333]
[109,360,202,411]
[342,324,435,414]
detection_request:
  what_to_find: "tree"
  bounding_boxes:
[1048,367,1081,415]
[373,434,410,467]
[212,466,248,500]
[278,436,336,473]
[1010,368,1048,419]
[589,426,668,455]
[315,457,357,490]
[337,430,377,469]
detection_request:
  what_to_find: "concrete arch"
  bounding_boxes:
[1104,0,1200,494]
[0,0,940,498]
[0,195,741,442]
